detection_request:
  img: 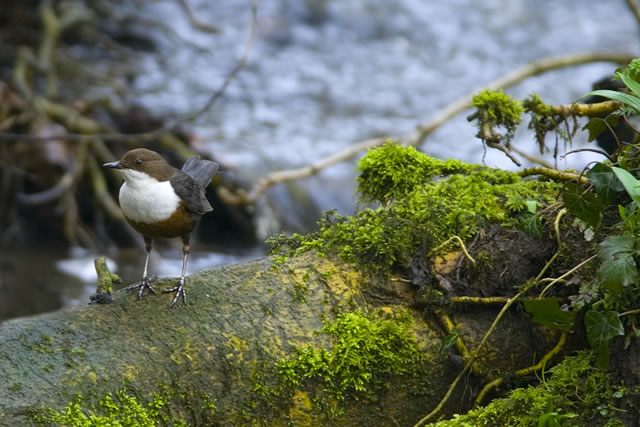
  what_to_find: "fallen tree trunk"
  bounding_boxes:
[0,250,559,426]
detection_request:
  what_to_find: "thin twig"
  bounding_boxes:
[538,254,597,298]
[428,235,476,266]
[473,332,567,406]
[560,147,615,163]
[166,0,258,128]
[177,0,220,33]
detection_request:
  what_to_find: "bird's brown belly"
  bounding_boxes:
[125,205,197,238]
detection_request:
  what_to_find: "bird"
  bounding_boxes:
[103,148,218,307]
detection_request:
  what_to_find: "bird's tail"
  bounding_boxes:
[181,156,219,188]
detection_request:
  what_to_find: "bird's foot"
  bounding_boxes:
[163,279,187,308]
[121,275,158,300]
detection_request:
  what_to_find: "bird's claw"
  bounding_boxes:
[163,281,187,308]
[121,275,158,300]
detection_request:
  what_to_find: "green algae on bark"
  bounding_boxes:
[0,253,458,426]
[253,310,429,422]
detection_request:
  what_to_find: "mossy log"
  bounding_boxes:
[0,252,561,426]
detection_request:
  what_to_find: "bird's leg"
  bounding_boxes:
[122,236,157,299]
[163,234,190,307]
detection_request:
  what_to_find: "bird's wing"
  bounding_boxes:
[181,156,219,188]
[170,171,213,215]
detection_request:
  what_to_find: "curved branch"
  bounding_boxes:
[177,0,220,34]
[219,52,634,205]
[626,0,640,27]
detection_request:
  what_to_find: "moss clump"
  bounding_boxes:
[255,311,425,419]
[269,143,559,277]
[430,352,625,427]
[33,386,216,426]
[357,142,471,204]
[472,89,524,136]
[621,58,640,82]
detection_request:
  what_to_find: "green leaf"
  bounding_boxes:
[598,235,637,259]
[562,183,603,228]
[597,236,639,293]
[619,72,640,99]
[519,212,542,238]
[525,199,538,214]
[585,310,624,369]
[597,252,640,293]
[587,163,624,204]
[611,167,640,205]
[582,89,640,114]
[440,329,459,352]
[523,298,575,332]
[582,115,620,143]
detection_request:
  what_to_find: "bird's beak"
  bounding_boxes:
[103,160,122,169]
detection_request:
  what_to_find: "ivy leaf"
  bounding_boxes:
[585,310,624,368]
[598,235,636,259]
[523,298,575,332]
[611,167,640,205]
[582,115,620,143]
[597,236,640,292]
[598,253,640,293]
[519,212,542,238]
[587,163,624,204]
[562,183,603,228]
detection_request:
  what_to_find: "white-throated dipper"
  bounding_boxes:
[103,148,218,307]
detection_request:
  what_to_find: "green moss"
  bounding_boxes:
[269,143,560,277]
[255,310,425,419]
[471,89,524,135]
[32,385,216,426]
[357,141,472,204]
[474,251,494,272]
[430,352,626,427]
[523,93,554,117]
[292,281,309,303]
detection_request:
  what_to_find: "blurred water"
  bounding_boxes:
[4,0,640,320]
[126,0,638,198]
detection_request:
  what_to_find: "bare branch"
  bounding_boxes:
[217,52,633,205]
[625,0,640,27]
[177,0,220,34]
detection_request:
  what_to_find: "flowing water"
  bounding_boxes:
[2,0,638,320]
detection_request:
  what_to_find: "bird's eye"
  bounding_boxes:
[135,158,143,165]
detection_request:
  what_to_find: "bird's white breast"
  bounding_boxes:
[118,169,180,224]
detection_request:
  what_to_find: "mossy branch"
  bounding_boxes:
[517,166,589,184]
[526,97,623,119]
[450,296,561,304]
